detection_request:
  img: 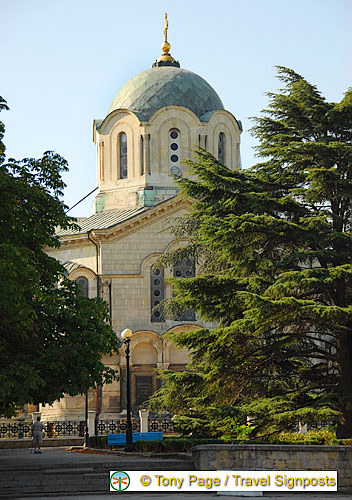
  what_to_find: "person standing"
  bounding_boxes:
[31,416,45,454]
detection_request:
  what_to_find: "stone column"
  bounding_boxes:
[101,278,111,303]
[139,409,149,433]
[32,411,41,422]
[143,134,150,174]
[199,134,206,149]
[88,411,96,437]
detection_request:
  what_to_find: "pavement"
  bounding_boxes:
[0,447,349,499]
[13,494,352,499]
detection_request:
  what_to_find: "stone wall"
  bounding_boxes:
[191,444,352,492]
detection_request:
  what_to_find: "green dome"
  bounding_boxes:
[108,66,224,121]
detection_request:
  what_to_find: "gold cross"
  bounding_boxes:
[163,13,168,42]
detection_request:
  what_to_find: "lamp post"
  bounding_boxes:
[84,391,89,447]
[121,328,133,451]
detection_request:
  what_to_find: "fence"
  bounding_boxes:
[0,415,177,439]
[0,420,85,439]
[96,418,140,435]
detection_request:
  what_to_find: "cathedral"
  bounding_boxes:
[41,15,242,420]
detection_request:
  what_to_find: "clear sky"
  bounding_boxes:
[1,0,351,216]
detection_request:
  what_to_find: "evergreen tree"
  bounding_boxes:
[149,68,352,438]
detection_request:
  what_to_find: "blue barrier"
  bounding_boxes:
[107,431,163,446]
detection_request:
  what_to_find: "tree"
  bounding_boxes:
[0,98,120,417]
[148,68,352,438]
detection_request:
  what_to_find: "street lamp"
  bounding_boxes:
[121,328,133,451]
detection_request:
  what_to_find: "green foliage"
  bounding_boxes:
[88,432,352,453]
[149,67,352,438]
[0,99,120,417]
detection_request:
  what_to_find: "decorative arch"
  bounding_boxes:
[132,342,158,364]
[162,324,201,364]
[66,266,97,299]
[110,121,134,181]
[121,330,163,410]
[129,330,163,364]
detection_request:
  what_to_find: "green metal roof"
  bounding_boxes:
[56,206,149,237]
[108,66,224,121]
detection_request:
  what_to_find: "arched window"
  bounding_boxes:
[119,132,128,179]
[76,276,88,298]
[218,132,226,165]
[173,258,195,321]
[151,267,165,322]
[169,128,181,176]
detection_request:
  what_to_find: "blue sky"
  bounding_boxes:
[1,0,351,216]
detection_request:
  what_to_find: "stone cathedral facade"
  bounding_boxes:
[40,18,242,420]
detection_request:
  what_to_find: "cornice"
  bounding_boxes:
[58,196,191,247]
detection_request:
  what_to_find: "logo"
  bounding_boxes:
[110,470,130,491]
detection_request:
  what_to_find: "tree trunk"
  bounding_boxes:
[336,330,352,438]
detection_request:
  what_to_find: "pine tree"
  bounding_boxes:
[149,68,352,438]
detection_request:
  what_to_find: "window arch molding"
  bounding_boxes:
[211,121,232,167]
[66,267,97,299]
[109,121,134,181]
[154,113,193,174]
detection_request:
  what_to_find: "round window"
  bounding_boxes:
[170,166,180,175]
[120,133,127,143]
[170,143,178,151]
[171,154,179,163]
[154,268,160,275]
[154,290,161,296]
[121,157,127,166]
[154,279,160,286]
[170,130,178,139]
[175,270,182,277]
[122,169,127,177]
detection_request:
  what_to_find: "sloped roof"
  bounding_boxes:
[57,206,149,237]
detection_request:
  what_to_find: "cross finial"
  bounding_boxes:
[163,13,168,42]
[152,12,180,68]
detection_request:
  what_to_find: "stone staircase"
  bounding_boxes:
[0,453,194,498]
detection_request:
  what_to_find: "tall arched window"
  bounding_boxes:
[169,128,181,176]
[76,276,88,298]
[173,258,195,321]
[119,132,128,179]
[218,132,226,165]
[151,267,165,322]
